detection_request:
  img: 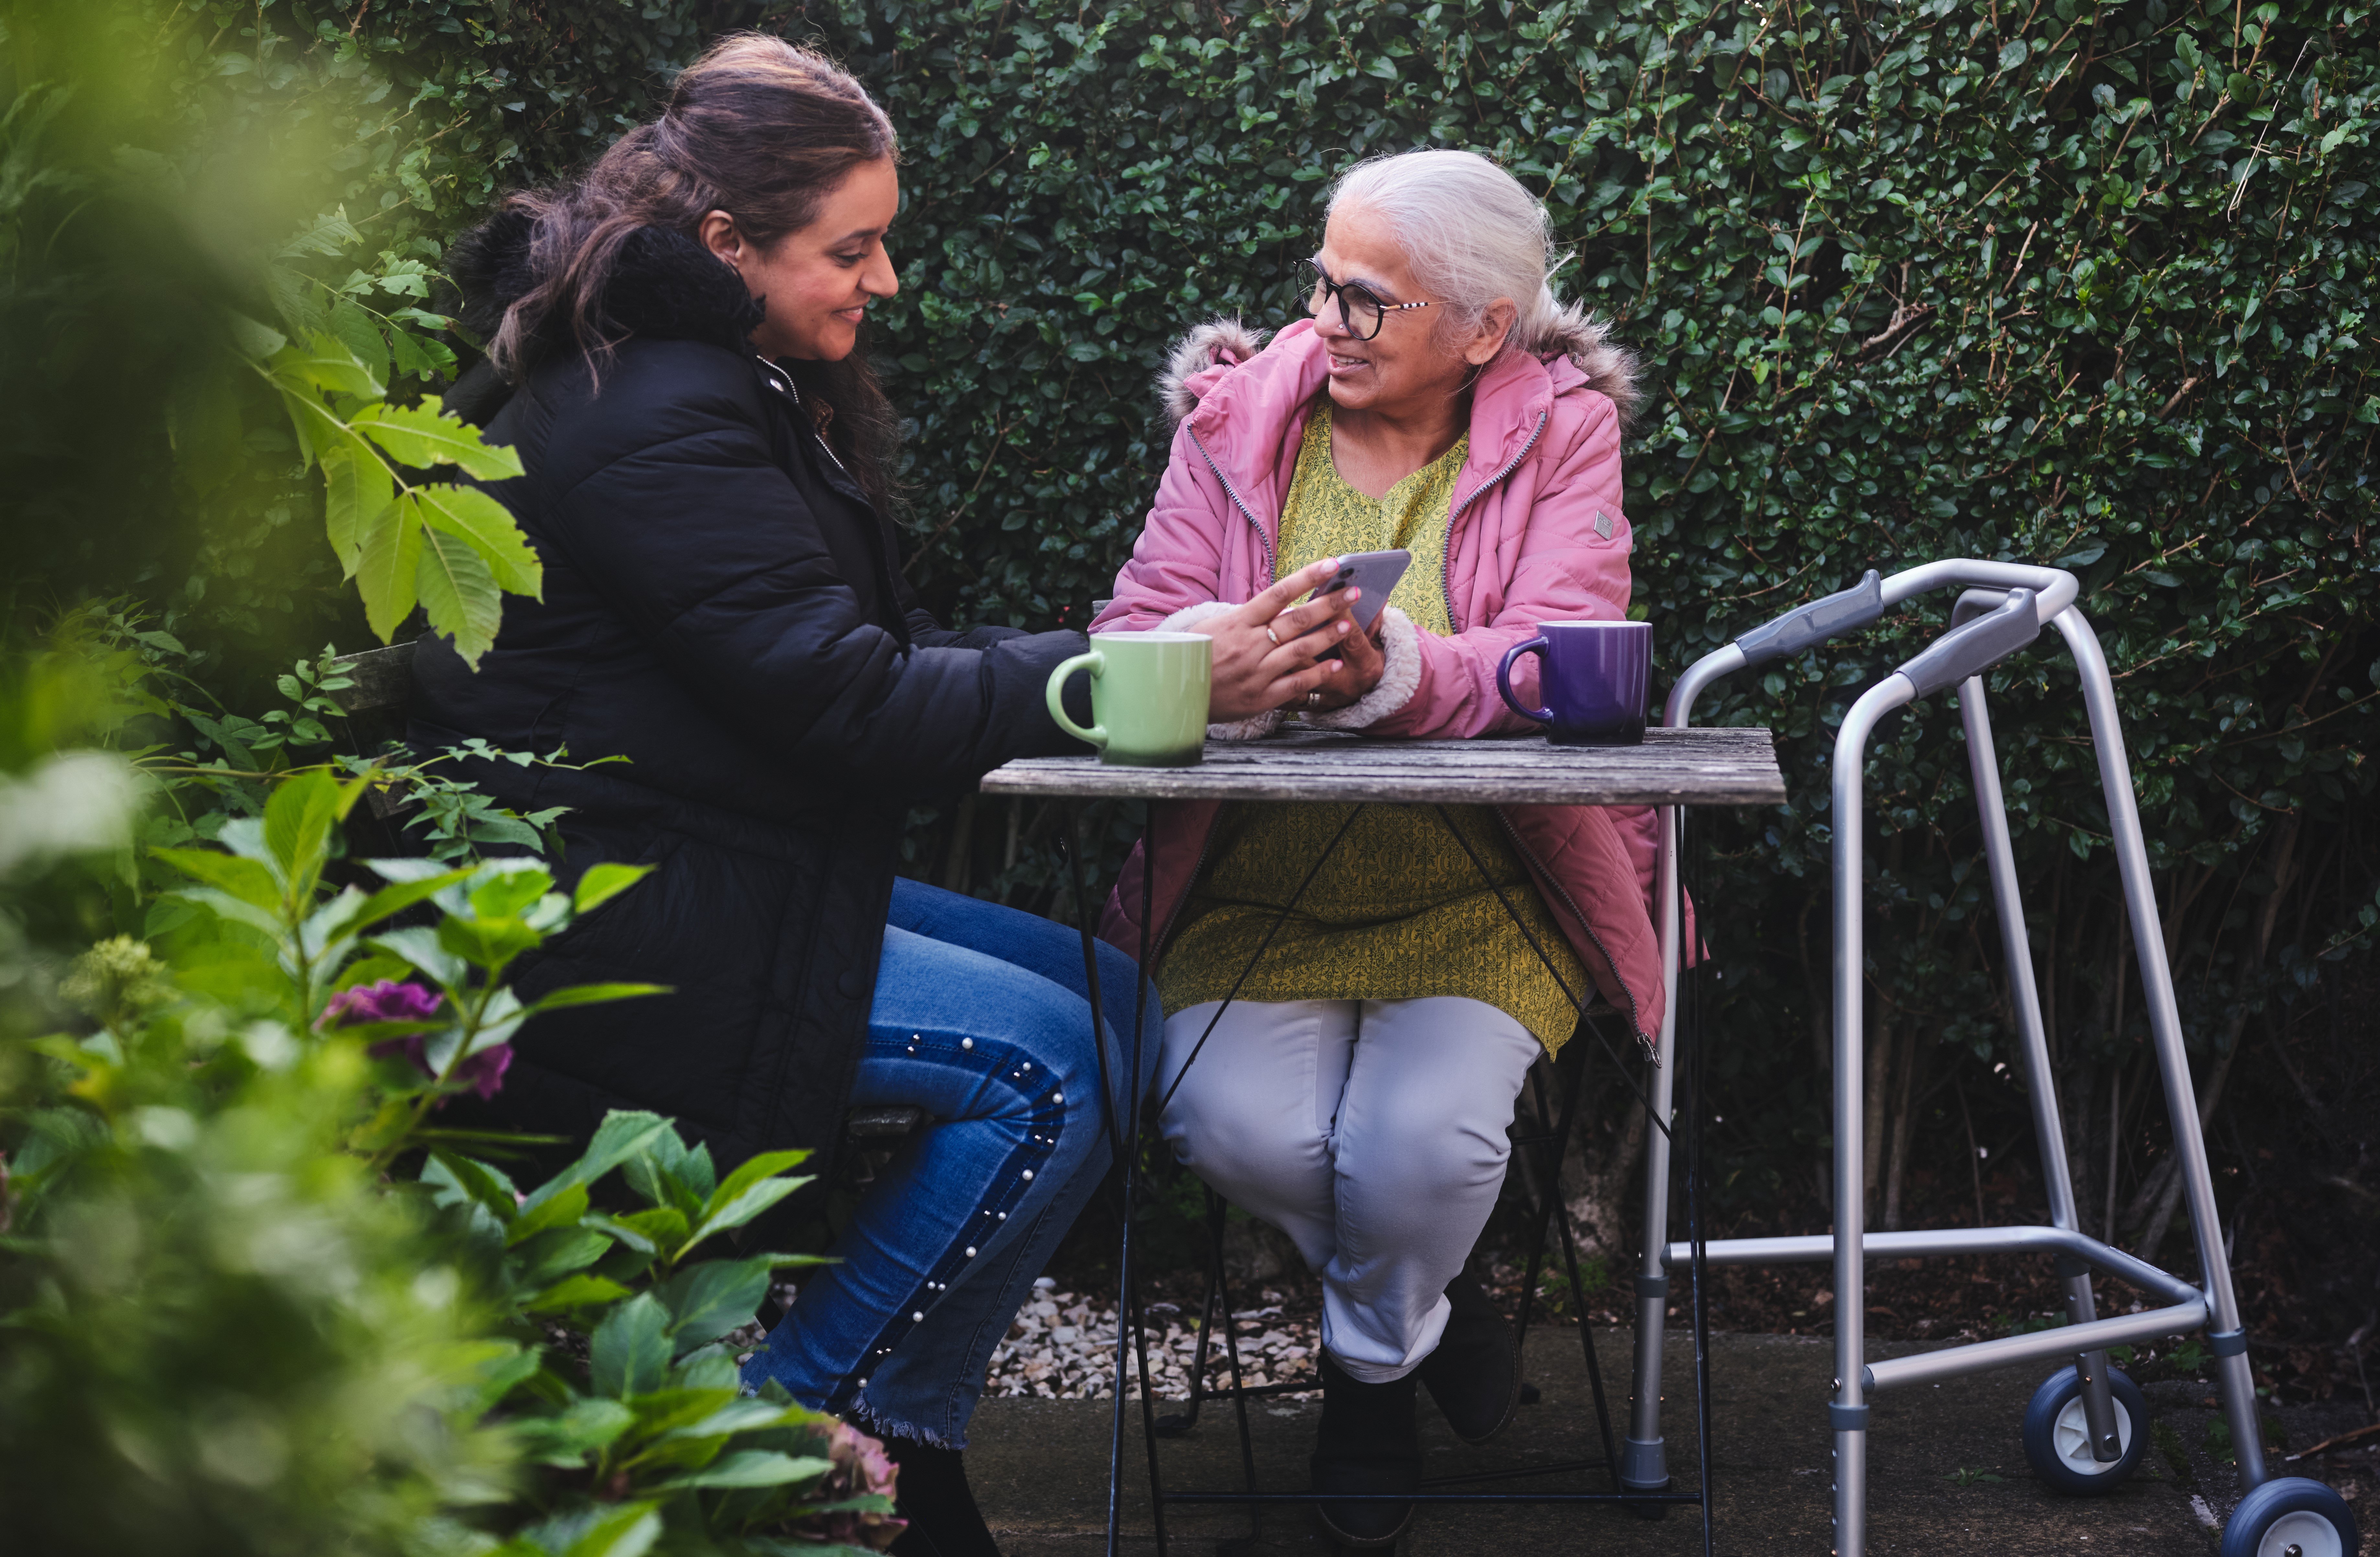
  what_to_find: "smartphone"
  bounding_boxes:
[1305,548,1411,633]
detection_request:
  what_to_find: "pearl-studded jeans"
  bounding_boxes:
[740,877,1161,1448]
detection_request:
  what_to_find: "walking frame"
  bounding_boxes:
[1625,558,2352,1556]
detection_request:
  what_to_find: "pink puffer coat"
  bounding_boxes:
[1091,314,1679,1047]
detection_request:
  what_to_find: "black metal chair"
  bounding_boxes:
[1059,801,1720,1557]
[1137,1019,1624,1512]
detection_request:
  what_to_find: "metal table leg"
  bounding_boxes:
[1063,804,1150,1557]
[1626,800,1687,1504]
[1081,801,1366,1555]
[1427,802,1716,1544]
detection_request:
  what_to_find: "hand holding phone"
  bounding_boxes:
[1188,557,1371,721]
[1303,549,1411,634]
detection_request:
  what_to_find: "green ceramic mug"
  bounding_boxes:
[1045,631,1212,767]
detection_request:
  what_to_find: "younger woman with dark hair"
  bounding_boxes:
[412,34,1360,1555]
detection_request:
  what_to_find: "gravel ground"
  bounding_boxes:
[727,1277,1327,1402]
[958,1249,1587,1403]
[733,1248,1652,1405]
[984,1278,1323,1401]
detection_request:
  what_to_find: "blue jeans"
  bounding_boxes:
[740,877,1162,1447]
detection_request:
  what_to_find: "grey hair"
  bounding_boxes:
[1327,148,1596,363]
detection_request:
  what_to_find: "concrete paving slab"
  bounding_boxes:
[967,1326,2225,1555]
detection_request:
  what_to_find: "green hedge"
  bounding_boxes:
[9,0,2378,1253]
[815,0,2380,1246]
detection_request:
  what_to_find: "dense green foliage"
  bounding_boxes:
[816,0,2380,1284]
[0,685,893,1552]
[1,41,542,670]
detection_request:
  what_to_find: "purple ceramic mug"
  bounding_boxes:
[1495,620,1652,746]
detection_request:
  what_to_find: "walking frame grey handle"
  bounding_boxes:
[1732,569,1885,668]
[1894,587,2040,699]
[1666,560,2079,730]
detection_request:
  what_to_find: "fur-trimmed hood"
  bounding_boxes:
[1157,317,1273,427]
[443,211,767,425]
[1157,312,1641,429]
[447,210,765,364]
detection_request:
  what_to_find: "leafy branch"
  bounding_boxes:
[242,317,537,666]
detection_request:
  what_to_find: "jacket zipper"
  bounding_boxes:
[1193,403,1545,623]
[755,357,856,477]
[1491,805,1656,1063]
[752,356,907,647]
[1440,408,1548,632]
[1187,422,1276,581]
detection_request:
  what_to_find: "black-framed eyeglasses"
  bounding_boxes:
[1297,259,1433,341]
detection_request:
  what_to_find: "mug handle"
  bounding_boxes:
[1496,636,1553,724]
[1046,649,1108,749]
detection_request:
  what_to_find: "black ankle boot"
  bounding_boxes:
[1416,1269,1522,1445]
[881,1436,1000,1557]
[1310,1353,1422,1549]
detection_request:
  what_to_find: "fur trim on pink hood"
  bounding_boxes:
[1092,315,1681,1050]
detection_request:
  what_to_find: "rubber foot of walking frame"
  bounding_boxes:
[1621,1435,1671,1516]
[1620,1436,1668,1489]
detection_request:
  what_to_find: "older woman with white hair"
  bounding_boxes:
[1090,148,1664,1545]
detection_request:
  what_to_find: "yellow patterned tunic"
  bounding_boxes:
[1157,400,1589,1054]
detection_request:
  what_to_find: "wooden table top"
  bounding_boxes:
[979,725,1786,807]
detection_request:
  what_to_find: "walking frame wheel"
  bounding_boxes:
[2219,1476,2360,1557]
[2020,1365,2145,1493]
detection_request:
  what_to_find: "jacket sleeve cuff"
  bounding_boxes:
[1156,600,1282,741]
[1306,607,1421,731]
[1159,600,1235,633]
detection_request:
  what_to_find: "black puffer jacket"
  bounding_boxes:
[411,218,1089,1172]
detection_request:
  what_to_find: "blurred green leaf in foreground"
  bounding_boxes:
[0,635,898,1553]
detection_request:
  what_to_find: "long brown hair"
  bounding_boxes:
[488,35,904,514]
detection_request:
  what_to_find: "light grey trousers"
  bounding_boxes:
[1156,997,1540,1383]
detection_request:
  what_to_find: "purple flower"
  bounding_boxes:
[324,979,443,1026]
[327,979,514,1104]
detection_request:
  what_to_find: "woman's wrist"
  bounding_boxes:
[1158,600,1237,634]
[1305,606,1420,730]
